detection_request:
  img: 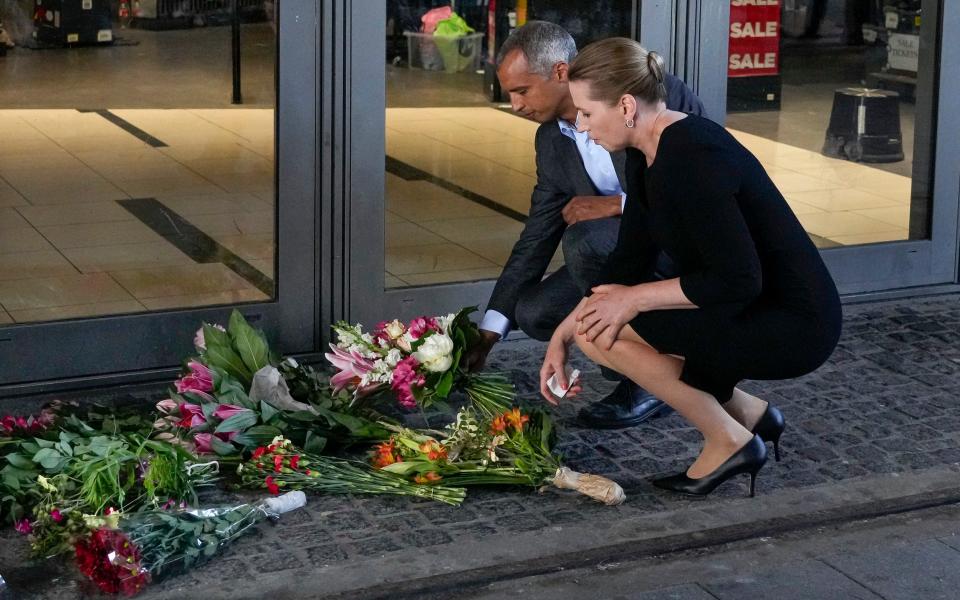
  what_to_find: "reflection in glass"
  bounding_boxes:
[384,1,635,289]
[0,1,276,325]
[726,0,935,248]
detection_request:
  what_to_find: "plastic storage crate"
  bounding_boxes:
[404,31,482,73]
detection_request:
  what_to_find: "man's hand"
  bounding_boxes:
[466,329,501,373]
[562,195,622,226]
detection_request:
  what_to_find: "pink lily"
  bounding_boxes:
[178,403,207,429]
[324,344,378,394]
[213,404,248,421]
[175,360,214,396]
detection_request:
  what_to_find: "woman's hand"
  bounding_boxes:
[576,284,644,351]
[539,319,581,405]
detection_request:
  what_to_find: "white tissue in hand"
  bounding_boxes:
[547,367,580,398]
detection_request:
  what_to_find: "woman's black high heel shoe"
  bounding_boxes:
[752,404,785,462]
[651,435,768,497]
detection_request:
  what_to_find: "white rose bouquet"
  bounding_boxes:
[325,308,514,415]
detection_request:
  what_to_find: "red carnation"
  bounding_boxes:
[265,476,280,495]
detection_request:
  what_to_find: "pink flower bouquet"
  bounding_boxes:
[325,307,514,415]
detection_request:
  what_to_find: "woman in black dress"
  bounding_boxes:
[539,38,842,496]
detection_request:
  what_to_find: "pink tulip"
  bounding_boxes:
[213,404,248,421]
[178,403,207,429]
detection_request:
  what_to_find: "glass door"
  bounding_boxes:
[347,0,651,327]
[718,0,959,294]
[0,0,319,393]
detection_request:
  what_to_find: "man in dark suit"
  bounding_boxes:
[466,22,705,429]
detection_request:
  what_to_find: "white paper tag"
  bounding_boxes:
[67,33,79,43]
[82,0,92,9]
[546,367,580,399]
[97,30,112,42]
[885,11,899,29]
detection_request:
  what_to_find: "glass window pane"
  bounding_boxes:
[726,0,935,248]
[0,0,276,325]
[384,0,635,289]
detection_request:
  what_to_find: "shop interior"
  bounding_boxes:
[0,0,935,321]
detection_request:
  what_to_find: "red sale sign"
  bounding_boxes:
[728,0,781,78]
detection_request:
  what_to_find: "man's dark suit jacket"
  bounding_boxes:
[487,74,706,328]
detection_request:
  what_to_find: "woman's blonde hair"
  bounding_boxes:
[567,37,666,107]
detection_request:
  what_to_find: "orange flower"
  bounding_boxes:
[490,414,508,434]
[505,408,529,432]
[419,440,448,462]
[414,471,443,484]
[371,440,399,469]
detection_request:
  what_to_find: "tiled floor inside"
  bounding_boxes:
[0,108,275,324]
[383,106,915,287]
[0,105,917,322]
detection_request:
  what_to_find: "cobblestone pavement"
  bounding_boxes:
[2,294,960,599]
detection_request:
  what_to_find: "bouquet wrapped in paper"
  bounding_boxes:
[326,307,514,415]
[74,491,307,596]
[157,310,389,457]
[372,406,625,506]
[237,436,465,506]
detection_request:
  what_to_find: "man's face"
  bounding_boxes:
[497,50,569,123]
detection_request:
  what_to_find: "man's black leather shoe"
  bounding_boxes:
[577,380,672,429]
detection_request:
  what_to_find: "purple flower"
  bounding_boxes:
[14,519,32,535]
[50,509,64,523]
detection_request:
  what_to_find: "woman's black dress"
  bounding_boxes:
[597,114,842,402]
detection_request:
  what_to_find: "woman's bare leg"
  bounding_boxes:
[574,328,753,478]
[722,388,769,431]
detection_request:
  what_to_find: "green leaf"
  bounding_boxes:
[209,435,237,456]
[202,323,232,351]
[303,431,327,454]
[31,448,61,465]
[435,370,454,399]
[5,454,34,470]
[380,461,423,475]
[232,425,282,448]
[204,344,251,384]
[2,474,20,492]
[228,310,270,375]
[214,410,258,434]
[260,400,278,423]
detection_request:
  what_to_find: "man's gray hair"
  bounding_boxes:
[496,21,578,76]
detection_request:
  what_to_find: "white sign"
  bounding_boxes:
[887,33,919,72]
[731,0,779,6]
